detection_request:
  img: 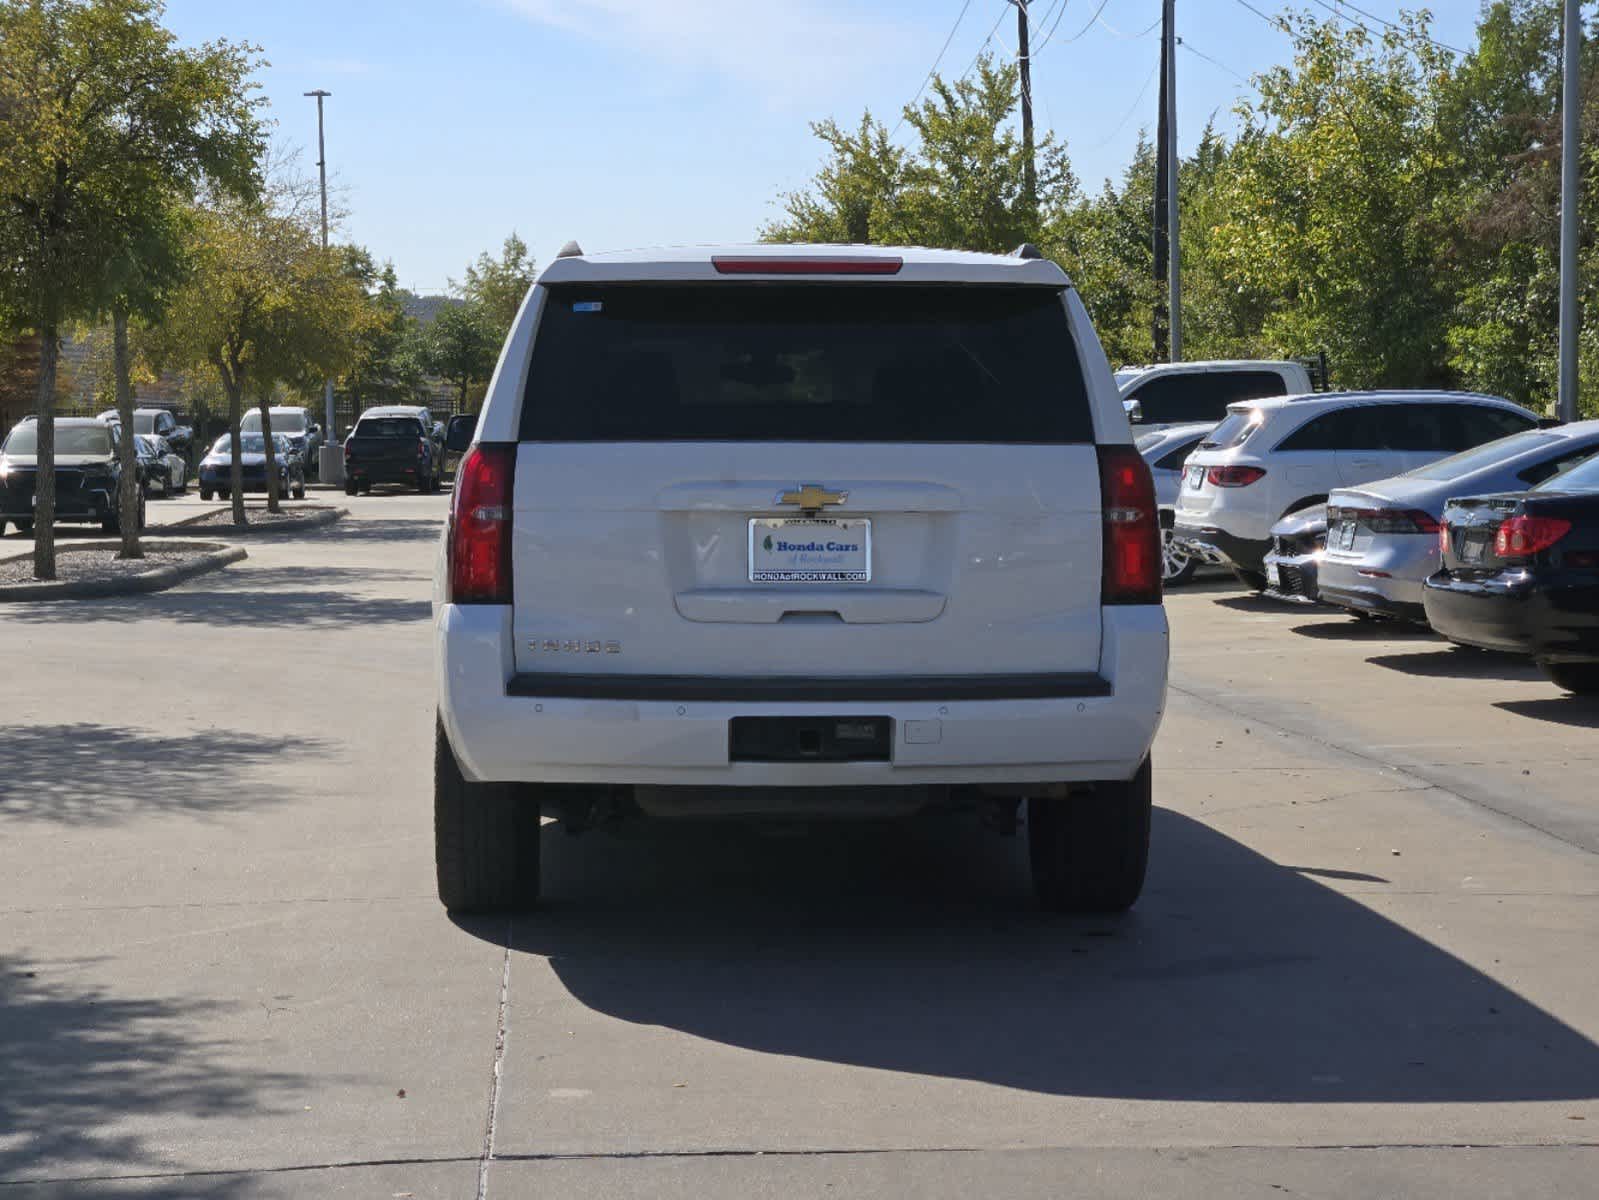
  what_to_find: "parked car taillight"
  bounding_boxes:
[344,444,354,462]
[1098,445,1161,605]
[418,438,428,459]
[449,443,517,604]
[1206,465,1267,487]
[1438,523,1450,557]
[1351,507,1441,534]
[1495,515,1571,558]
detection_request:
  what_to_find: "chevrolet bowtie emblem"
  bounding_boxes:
[777,484,848,509]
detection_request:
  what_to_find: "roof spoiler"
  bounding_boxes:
[1012,243,1044,260]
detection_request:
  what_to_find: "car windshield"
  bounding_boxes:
[1534,449,1599,492]
[1404,429,1557,480]
[3,424,112,456]
[132,412,159,433]
[241,410,308,433]
[212,433,282,455]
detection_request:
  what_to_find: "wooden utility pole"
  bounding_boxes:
[1015,0,1037,208]
[1152,0,1171,361]
[1558,0,1581,421]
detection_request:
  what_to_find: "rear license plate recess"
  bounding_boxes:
[729,716,892,763]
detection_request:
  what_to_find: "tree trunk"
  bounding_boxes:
[113,307,143,560]
[32,328,59,581]
[258,396,280,514]
[226,378,246,527]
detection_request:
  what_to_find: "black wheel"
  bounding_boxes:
[432,473,444,494]
[294,482,306,500]
[344,480,358,496]
[434,720,542,913]
[1541,661,1599,695]
[199,488,212,501]
[13,518,32,534]
[360,481,373,494]
[418,469,432,494]
[1029,756,1152,914]
[1232,567,1268,592]
[218,489,230,500]
[1161,527,1198,587]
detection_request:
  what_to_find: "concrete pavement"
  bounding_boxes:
[1,496,1595,1197]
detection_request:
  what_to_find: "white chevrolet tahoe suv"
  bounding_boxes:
[433,243,1169,914]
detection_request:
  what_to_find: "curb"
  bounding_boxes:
[0,541,248,602]
[155,506,347,537]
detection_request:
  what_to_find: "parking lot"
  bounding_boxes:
[2,494,1596,1197]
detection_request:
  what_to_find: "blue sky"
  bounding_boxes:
[161,0,1485,294]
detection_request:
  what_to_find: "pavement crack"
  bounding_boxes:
[477,915,512,1200]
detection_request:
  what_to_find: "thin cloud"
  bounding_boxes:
[494,0,915,103]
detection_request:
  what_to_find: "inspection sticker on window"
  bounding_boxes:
[749,518,871,583]
[572,301,603,313]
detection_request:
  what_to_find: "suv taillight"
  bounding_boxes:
[1495,515,1570,558]
[1099,445,1162,605]
[1206,465,1267,487]
[448,443,517,604]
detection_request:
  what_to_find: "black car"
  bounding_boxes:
[1424,452,1599,694]
[197,433,307,500]
[1261,504,1327,605]
[0,417,144,535]
[342,411,441,494]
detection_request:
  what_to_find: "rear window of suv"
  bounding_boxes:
[519,285,1093,443]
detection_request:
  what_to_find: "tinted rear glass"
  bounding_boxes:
[1404,429,1555,480]
[1537,450,1599,492]
[1201,409,1261,449]
[1125,369,1288,425]
[353,418,422,439]
[519,285,1093,443]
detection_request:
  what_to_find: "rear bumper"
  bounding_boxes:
[436,604,1169,787]
[0,482,113,522]
[1261,548,1322,606]
[347,460,424,483]
[1172,522,1270,572]
[1422,569,1599,660]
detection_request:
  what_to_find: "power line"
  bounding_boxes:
[1230,0,1289,31]
[891,0,977,138]
[1088,59,1161,149]
[1314,0,1468,56]
[1098,12,1162,38]
[1182,39,1250,84]
[955,1,1016,83]
[1034,0,1116,57]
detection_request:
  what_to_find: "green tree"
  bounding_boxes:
[414,300,497,413]
[0,0,261,577]
[341,253,419,410]
[459,233,536,344]
[761,113,906,243]
[156,188,367,523]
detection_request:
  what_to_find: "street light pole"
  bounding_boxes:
[305,89,342,483]
[1557,0,1581,423]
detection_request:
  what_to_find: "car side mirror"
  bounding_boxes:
[1123,398,1144,424]
[445,414,477,453]
[310,423,321,436]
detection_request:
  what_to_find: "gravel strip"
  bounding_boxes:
[0,548,192,586]
[181,506,334,530]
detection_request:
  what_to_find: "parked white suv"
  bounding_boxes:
[433,243,1169,914]
[1173,391,1540,587]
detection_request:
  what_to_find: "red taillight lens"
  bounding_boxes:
[1495,515,1571,558]
[1099,445,1162,604]
[710,255,903,275]
[1438,523,1450,557]
[343,444,353,462]
[1353,507,1441,534]
[418,438,428,458]
[1206,465,1267,487]
[448,443,516,604]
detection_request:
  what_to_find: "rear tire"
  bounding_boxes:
[1541,661,1599,695]
[1232,567,1268,592]
[294,482,306,500]
[344,480,358,496]
[1028,756,1152,914]
[1160,527,1198,587]
[435,720,542,913]
[14,518,32,534]
[199,488,213,501]
[417,469,432,494]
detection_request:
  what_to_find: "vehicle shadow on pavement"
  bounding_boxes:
[460,808,1599,1104]
[0,955,303,1191]
[1494,697,1599,729]
[0,582,430,628]
[313,516,446,544]
[1290,619,1437,641]
[1368,648,1544,682]
[0,723,325,823]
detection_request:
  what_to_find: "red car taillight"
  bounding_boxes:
[448,443,516,604]
[418,438,428,459]
[1098,445,1162,604]
[1495,515,1571,558]
[1206,465,1267,487]
[1352,507,1441,534]
[343,444,353,462]
[1438,523,1450,557]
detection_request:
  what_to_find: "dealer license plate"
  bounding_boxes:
[1187,465,1205,490]
[749,518,871,583]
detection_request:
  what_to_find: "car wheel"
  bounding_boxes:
[1541,661,1599,695]
[1028,756,1152,914]
[1161,528,1198,587]
[13,518,33,535]
[199,488,212,501]
[432,473,444,494]
[434,719,542,913]
[1232,567,1268,592]
[417,470,432,494]
[344,480,358,496]
[294,482,306,500]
